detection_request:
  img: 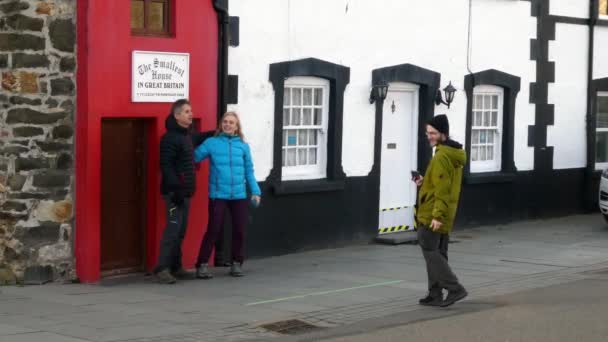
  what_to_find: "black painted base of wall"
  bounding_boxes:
[243,168,596,260]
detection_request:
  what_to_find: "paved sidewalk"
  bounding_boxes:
[1,214,608,342]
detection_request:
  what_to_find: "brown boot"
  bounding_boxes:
[156,269,177,284]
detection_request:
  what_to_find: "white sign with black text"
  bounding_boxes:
[132,50,190,103]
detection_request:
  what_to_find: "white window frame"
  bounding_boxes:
[470,85,504,173]
[282,76,329,181]
[595,92,608,170]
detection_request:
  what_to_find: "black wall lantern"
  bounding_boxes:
[369,84,389,104]
[435,81,457,108]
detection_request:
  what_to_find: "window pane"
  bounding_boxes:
[474,95,482,109]
[303,88,313,105]
[131,0,145,30]
[298,148,307,165]
[472,130,479,144]
[282,130,287,147]
[601,0,608,16]
[308,148,317,164]
[484,95,491,110]
[303,108,312,125]
[284,88,291,106]
[309,130,317,145]
[293,88,302,105]
[148,1,166,32]
[597,97,608,128]
[314,88,323,105]
[298,130,307,145]
[492,111,498,126]
[480,146,487,160]
[474,111,481,126]
[287,130,297,146]
[487,146,494,161]
[283,109,290,126]
[597,132,608,163]
[480,130,487,144]
[488,131,494,143]
[491,95,498,110]
[286,149,296,166]
[471,146,478,161]
[483,111,490,126]
[292,108,301,126]
[314,108,322,125]
[282,150,286,167]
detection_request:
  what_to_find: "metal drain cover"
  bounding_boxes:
[260,319,323,335]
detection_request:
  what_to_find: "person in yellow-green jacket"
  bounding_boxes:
[412,114,468,307]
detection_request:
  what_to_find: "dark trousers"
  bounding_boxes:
[196,199,248,267]
[155,197,191,273]
[417,226,463,297]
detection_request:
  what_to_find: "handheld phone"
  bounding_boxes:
[411,170,421,180]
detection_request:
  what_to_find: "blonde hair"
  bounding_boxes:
[216,111,245,141]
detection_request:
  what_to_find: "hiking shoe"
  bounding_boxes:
[156,269,177,284]
[441,288,468,307]
[172,268,194,280]
[419,294,443,306]
[196,264,213,279]
[229,263,244,277]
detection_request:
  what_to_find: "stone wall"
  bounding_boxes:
[0,0,76,284]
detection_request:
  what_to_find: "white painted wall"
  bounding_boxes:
[548,24,589,169]
[229,0,536,179]
[550,0,591,19]
[594,27,608,79]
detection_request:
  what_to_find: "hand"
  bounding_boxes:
[251,195,261,207]
[413,175,424,187]
[171,188,185,205]
[430,219,443,231]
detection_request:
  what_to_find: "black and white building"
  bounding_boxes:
[218,0,608,257]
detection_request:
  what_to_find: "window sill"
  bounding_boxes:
[271,178,345,195]
[464,172,516,185]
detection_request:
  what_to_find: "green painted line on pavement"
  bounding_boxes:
[245,280,405,306]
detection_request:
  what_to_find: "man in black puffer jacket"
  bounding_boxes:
[155,99,214,284]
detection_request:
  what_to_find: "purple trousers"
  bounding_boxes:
[196,199,248,266]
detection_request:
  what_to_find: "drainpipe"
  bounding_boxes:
[213,0,230,120]
[584,0,597,211]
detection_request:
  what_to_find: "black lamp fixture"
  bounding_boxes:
[435,81,457,108]
[369,84,389,104]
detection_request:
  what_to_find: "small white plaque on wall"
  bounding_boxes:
[132,50,190,103]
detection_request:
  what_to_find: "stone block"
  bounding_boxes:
[10,96,42,106]
[5,14,44,31]
[0,33,45,51]
[17,221,61,244]
[33,171,70,188]
[13,126,44,137]
[13,53,49,68]
[19,71,38,93]
[49,19,75,52]
[50,77,74,95]
[16,157,50,171]
[33,200,73,222]
[0,145,29,156]
[8,192,51,200]
[6,108,66,124]
[1,200,27,212]
[36,2,55,15]
[36,141,71,153]
[45,98,58,108]
[0,54,7,68]
[56,153,72,169]
[24,265,53,285]
[2,72,17,91]
[59,57,75,72]
[52,125,73,139]
[60,99,73,112]
[7,174,26,191]
[0,1,30,14]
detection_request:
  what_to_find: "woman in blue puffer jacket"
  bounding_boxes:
[193,111,261,279]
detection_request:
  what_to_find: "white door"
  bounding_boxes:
[379,83,419,234]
